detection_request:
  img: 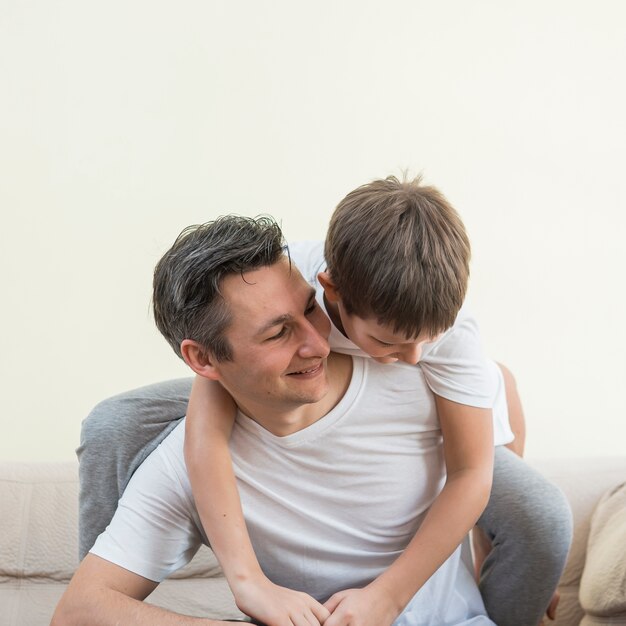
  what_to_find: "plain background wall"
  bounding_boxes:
[1,0,625,462]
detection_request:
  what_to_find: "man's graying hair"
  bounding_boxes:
[153,215,286,361]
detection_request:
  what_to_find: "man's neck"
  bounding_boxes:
[235,352,353,437]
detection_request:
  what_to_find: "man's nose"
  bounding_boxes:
[298,320,330,358]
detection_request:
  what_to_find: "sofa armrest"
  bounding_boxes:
[529,457,626,626]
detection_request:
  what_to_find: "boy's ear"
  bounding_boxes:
[317,271,341,303]
[180,339,221,381]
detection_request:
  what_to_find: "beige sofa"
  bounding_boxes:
[1,457,625,626]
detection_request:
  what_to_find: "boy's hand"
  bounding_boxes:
[232,573,330,626]
[322,586,399,626]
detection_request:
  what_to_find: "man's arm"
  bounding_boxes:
[63,423,224,625]
[51,554,232,625]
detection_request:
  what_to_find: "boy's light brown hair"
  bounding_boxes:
[324,174,471,338]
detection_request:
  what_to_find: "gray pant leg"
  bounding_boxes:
[476,446,573,626]
[77,377,192,559]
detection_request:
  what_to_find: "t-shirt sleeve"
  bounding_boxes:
[419,306,497,409]
[287,240,326,286]
[89,432,203,582]
[416,306,515,446]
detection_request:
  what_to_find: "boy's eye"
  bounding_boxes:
[373,337,394,347]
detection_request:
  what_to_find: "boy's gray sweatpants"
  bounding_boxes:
[77,378,573,626]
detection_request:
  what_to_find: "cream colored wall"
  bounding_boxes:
[1,0,625,462]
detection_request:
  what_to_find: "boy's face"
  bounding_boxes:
[336,302,441,365]
[317,271,442,364]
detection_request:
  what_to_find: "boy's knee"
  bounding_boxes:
[78,379,191,460]
[504,478,573,565]
[486,450,573,564]
[78,394,138,461]
[81,396,127,438]
[531,481,573,558]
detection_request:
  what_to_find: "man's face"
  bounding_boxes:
[212,257,332,417]
[337,302,441,365]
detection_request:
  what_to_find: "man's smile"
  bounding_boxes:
[286,362,324,377]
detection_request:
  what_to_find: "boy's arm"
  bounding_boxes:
[51,554,233,625]
[184,375,253,581]
[498,362,526,457]
[323,397,493,626]
[184,376,330,626]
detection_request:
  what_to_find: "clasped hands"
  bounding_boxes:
[232,575,399,626]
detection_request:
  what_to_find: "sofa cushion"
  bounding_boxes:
[0,462,240,625]
[579,481,626,625]
[0,462,78,581]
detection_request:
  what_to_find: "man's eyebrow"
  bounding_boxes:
[254,288,317,337]
[256,313,293,337]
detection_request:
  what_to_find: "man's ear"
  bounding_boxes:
[180,339,221,381]
[317,271,341,303]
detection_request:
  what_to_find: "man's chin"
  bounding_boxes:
[285,380,330,406]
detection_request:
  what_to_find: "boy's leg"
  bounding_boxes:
[77,377,192,559]
[476,446,573,626]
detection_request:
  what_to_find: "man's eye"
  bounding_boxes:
[268,327,287,340]
[305,302,317,315]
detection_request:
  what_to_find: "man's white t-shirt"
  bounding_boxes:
[91,357,494,624]
[288,240,514,447]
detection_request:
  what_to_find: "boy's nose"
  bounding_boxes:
[398,343,423,365]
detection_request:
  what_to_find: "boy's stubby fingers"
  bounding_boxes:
[312,605,331,624]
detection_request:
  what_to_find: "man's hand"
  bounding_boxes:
[322,586,399,626]
[232,573,330,626]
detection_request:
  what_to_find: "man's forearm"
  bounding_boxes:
[52,588,233,626]
[51,555,236,626]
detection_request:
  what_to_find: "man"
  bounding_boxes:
[53,215,494,625]
[76,175,573,626]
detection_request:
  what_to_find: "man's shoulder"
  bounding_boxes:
[130,419,188,489]
[89,418,202,583]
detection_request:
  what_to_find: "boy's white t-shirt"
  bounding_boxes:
[288,240,514,447]
[92,357,493,624]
